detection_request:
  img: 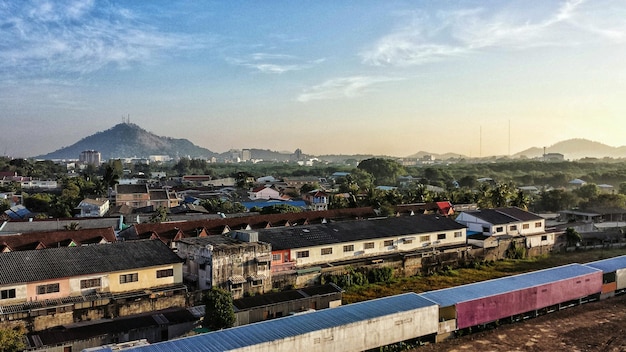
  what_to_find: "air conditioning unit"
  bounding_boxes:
[422,242,431,247]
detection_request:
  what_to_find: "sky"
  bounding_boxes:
[2,0,626,159]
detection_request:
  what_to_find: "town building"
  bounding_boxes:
[0,240,186,332]
[175,233,272,299]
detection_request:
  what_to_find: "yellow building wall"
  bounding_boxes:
[108,263,183,293]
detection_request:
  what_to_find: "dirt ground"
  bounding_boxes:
[414,293,626,352]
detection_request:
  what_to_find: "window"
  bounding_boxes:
[541,235,548,241]
[343,244,354,252]
[321,247,333,255]
[80,278,102,289]
[510,225,517,231]
[296,251,309,258]
[0,289,16,300]
[383,240,394,247]
[231,283,243,290]
[523,224,530,229]
[37,283,60,295]
[156,269,174,278]
[495,226,503,232]
[454,231,463,238]
[535,222,542,228]
[272,254,281,261]
[364,242,375,249]
[482,227,489,233]
[403,239,413,244]
[420,235,430,242]
[251,279,263,286]
[437,233,446,240]
[119,273,139,284]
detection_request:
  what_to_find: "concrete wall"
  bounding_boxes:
[291,229,466,268]
[232,305,439,352]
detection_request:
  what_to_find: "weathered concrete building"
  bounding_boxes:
[175,233,272,299]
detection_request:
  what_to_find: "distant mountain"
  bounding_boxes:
[514,139,626,160]
[37,123,217,160]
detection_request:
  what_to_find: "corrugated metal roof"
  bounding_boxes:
[123,293,436,352]
[420,264,601,307]
[585,255,626,273]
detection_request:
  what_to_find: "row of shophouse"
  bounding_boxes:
[0,205,561,350]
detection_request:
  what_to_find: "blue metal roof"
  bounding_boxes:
[584,255,626,273]
[123,293,436,352]
[420,264,600,307]
[240,200,307,210]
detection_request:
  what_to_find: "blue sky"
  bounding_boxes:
[2,0,626,158]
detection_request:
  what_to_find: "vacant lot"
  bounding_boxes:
[343,248,626,303]
[415,293,626,352]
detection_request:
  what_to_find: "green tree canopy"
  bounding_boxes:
[0,322,26,352]
[357,158,405,186]
[202,288,236,331]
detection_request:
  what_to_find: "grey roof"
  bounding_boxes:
[494,207,543,222]
[0,240,183,285]
[584,255,626,273]
[464,208,518,225]
[116,184,149,194]
[123,293,436,352]
[0,217,121,235]
[420,264,600,307]
[257,214,466,250]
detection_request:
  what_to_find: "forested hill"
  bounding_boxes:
[37,123,217,160]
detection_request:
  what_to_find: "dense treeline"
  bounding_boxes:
[1,156,626,218]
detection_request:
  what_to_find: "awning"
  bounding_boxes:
[248,274,267,281]
[256,255,272,263]
[228,275,246,284]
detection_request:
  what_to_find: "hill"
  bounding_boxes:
[37,123,217,160]
[515,139,626,160]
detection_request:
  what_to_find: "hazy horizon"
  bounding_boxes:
[2,1,626,158]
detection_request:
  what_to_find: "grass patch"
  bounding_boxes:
[342,247,626,304]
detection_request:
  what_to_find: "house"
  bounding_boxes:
[302,190,329,211]
[282,176,325,192]
[75,198,110,217]
[248,185,283,200]
[0,227,116,252]
[175,233,272,299]
[0,240,186,331]
[149,189,180,209]
[116,184,150,208]
[456,207,551,250]
[115,184,180,209]
[256,214,468,270]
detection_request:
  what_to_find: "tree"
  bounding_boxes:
[202,288,236,331]
[148,206,170,223]
[357,158,405,186]
[0,322,26,352]
[260,204,303,214]
[537,189,579,212]
[565,227,582,248]
[510,189,531,211]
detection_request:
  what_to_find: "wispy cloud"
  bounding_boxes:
[0,0,191,80]
[297,76,402,102]
[228,53,324,74]
[360,0,620,66]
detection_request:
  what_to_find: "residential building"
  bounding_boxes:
[256,214,468,269]
[116,184,150,208]
[302,190,329,211]
[0,227,116,252]
[0,240,186,331]
[75,198,110,217]
[175,233,272,299]
[79,150,102,166]
[248,185,283,200]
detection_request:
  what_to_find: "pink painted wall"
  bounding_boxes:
[456,271,602,329]
[26,278,72,302]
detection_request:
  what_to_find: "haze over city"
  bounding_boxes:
[2,0,626,159]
